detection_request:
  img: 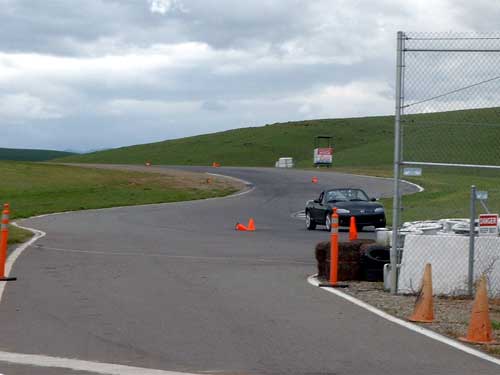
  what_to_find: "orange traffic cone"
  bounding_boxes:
[312,176,318,184]
[349,216,358,241]
[247,218,255,231]
[235,223,248,231]
[459,276,496,344]
[408,263,434,323]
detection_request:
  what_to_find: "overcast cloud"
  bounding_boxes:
[0,0,494,151]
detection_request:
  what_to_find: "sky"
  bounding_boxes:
[0,0,496,152]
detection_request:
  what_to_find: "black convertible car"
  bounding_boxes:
[305,188,386,231]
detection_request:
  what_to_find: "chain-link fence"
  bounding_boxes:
[391,32,500,297]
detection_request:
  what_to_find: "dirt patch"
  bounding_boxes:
[54,163,246,192]
[343,281,500,357]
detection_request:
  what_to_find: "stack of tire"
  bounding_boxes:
[359,243,390,281]
[315,240,390,282]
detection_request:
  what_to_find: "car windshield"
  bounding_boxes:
[326,189,369,202]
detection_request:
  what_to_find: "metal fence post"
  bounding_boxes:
[391,31,404,294]
[468,185,476,295]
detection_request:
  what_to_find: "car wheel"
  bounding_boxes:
[305,212,316,230]
[325,213,331,231]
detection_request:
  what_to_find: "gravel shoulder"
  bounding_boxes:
[343,281,500,358]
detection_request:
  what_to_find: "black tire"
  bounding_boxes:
[360,245,390,281]
[363,246,390,262]
[305,211,316,230]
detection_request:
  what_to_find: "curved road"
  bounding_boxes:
[0,166,498,374]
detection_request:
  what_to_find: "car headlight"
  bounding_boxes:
[336,208,350,214]
[375,207,385,213]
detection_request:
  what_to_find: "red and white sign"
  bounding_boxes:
[479,214,499,236]
[314,147,334,164]
[317,148,333,155]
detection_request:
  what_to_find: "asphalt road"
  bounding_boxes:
[0,166,498,374]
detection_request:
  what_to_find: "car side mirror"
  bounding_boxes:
[370,197,377,202]
[313,199,320,203]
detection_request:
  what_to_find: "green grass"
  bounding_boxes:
[0,162,238,244]
[57,115,395,168]
[57,107,500,169]
[394,168,500,224]
[492,320,500,330]
[8,225,33,245]
[333,166,500,225]
[0,148,75,161]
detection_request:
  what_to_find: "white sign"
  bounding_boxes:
[479,214,499,236]
[476,191,488,200]
[403,167,422,177]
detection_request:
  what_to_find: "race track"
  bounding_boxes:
[0,166,498,374]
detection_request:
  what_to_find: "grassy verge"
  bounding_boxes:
[332,165,500,225]
[8,225,33,245]
[0,161,239,244]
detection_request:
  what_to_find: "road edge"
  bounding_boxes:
[0,223,46,302]
[307,275,500,367]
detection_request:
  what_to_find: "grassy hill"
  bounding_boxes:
[0,148,75,161]
[57,116,394,168]
[56,107,500,168]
